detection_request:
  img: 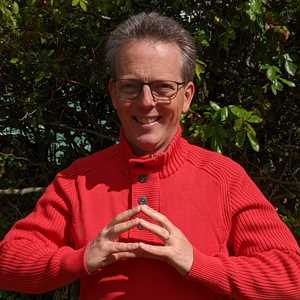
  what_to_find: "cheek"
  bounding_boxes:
[116,103,132,117]
[164,102,183,121]
[157,107,180,129]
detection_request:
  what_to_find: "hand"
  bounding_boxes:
[137,205,193,275]
[85,206,141,273]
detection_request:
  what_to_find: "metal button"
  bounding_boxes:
[138,174,147,183]
[138,196,148,205]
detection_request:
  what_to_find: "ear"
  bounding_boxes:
[108,79,117,109]
[182,81,195,113]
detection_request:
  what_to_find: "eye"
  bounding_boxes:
[118,80,140,93]
[153,81,176,95]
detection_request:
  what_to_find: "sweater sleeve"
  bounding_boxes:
[187,167,300,300]
[0,168,88,294]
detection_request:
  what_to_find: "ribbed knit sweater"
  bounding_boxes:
[0,130,299,300]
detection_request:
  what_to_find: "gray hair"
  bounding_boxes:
[105,12,196,82]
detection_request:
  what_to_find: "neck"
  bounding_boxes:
[127,129,178,157]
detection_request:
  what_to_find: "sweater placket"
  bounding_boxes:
[127,160,163,245]
[118,127,185,245]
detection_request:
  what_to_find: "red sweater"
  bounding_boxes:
[0,130,299,300]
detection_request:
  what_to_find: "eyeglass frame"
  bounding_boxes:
[112,79,186,103]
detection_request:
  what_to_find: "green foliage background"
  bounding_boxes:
[0,0,299,299]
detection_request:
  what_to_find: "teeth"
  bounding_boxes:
[136,117,159,124]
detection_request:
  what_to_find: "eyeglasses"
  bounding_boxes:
[113,79,185,103]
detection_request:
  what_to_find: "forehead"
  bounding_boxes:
[114,40,183,80]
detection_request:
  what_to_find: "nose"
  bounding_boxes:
[138,84,156,108]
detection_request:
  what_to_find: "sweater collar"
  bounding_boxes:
[118,127,188,178]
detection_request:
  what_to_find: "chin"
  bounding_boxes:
[131,136,164,155]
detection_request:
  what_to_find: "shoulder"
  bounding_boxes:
[58,143,120,179]
[184,141,246,181]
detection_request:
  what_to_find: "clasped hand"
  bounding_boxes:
[85,205,193,275]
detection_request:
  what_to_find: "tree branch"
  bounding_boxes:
[0,187,45,196]
[0,152,30,162]
[48,122,117,142]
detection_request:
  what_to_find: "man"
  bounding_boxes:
[0,12,299,300]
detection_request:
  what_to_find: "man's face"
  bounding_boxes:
[109,40,194,155]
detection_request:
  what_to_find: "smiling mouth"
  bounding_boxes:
[133,116,161,124]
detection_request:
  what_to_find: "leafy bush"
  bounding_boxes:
[0,1,299,299]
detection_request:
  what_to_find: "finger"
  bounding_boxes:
[110,206,141,225]
[139,219,170,242]
[109,241,139,253]
[101,251,138,267]
[140,205,173,231]
[138,242,168,258]
[107,218,140,238]
[113,251,138,260]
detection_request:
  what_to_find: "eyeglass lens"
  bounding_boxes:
[116,80,183,102]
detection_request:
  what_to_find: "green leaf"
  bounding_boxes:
[220,107,228,122]
[246,0,266,22]
[245,122,256,137]
[209,101,221,111]
[248,114,263,123]
[195,59,206,80]
[283,53,292,61]
[260,64,270,70]
[266,66,280,81]
[80,0,87,11]
[195,64,201,80]
[247,130,259,152]
[40,37,47,44]
[233,118,243,131]
[273,80,283,91]
[279,78,296,88]
[235,130,246,148]
[10,57,18,64]
[195,30,209,48]
[285,61,297,76]
[271,84,277,95]
[48,49,55,57]
[212,111,219,121]
[210,135,223,153]
[12,2,19,14]
[72,0,80,6]
[229,105,250,119]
